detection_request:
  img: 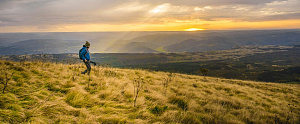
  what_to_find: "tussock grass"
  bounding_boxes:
[0,60,299,123]
[65,91,96,108]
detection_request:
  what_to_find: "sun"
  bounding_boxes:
[184,28,205,31]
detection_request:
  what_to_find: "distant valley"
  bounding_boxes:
[0,30,300,55]
[2,45,299,83]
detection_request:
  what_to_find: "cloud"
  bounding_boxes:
[137,0,289,6]
[159,0,300,22]
[141,0,300,22]
[0,0,156,26]
[0,0,299,31]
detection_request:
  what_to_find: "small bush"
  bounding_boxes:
[169,97,188,111]
[150,106,168,115]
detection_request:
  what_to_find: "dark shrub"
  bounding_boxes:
[169,97,188,111]
[150,106,168,115]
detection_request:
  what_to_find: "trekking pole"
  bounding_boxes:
[90,61,97,66]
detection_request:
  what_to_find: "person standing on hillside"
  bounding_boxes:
[80,41,91,75]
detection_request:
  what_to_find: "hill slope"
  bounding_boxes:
[0,60,299,123]
[105,42,157,53]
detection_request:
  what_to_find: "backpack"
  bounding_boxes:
[79,48,87,60]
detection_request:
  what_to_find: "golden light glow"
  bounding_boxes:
[1,19,300,33]
[149,3,169,13]
[151,9,161,13]
[184,28,205,31]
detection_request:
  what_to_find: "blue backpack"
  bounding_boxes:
[79,48,87,60]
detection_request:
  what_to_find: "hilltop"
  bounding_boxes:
[0,60,299,123]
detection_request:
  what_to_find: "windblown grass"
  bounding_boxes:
[0,60,299,123]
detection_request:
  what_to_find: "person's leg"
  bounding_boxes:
[82,61,91,74]
[86,61,91,75]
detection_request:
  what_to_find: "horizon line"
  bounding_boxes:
[1,28,300,33]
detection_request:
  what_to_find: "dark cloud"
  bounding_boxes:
[251,12,300,21]
[0,0,151,26]
[0,0,15,10]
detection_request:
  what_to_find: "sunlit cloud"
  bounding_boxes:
[0,0,299,32]
[110,2,150,13]
[194,6,213,11]
[149,3,170,13]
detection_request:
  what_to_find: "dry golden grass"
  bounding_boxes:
[0,60,299,124]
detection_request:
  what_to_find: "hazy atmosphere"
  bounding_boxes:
[0,0,299,124]
[1,0,300,32]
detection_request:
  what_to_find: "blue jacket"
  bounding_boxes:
[80,46,90,61]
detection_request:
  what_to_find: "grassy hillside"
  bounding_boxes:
[0,60,299,123]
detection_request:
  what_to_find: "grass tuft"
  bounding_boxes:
[66,91,95,108]
[169,97,188,111]
[150,106,168,115]
[98,117,127,124]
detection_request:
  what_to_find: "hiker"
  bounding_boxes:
[80,41,91,75]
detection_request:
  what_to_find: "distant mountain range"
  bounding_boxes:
[0,39,82,55]
[0,30,300,55]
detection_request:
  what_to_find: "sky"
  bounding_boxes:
[0,0,300,32]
